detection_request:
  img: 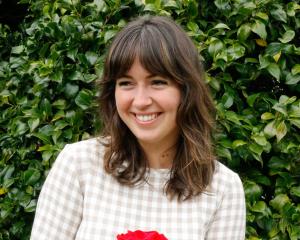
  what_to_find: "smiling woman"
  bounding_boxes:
[30,15,246,240]
[114,58,181,168]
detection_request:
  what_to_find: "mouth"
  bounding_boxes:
[134,113,160,123]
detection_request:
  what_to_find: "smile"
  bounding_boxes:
[135,113,159,122]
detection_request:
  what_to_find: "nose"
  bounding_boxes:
[132,86,152,109]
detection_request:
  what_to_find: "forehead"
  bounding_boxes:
[114,51,170,80]
[121,58,155,78]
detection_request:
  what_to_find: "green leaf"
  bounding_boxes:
[291,64,300,75]
[244,180,262,201]
[290,119,300,129]
[164,0,179,9]
[255,12,269,21]
[93,0,106,11]
[67,48,78,61]
[221,92,234,108]
[252,201,267,213]
[251,20,267,40]
[265,43,283,56]
[261,112,274,120]
[208,39,224,57]
[75,89,93,110]
[52,99,67,110]
[248,170,271,186]
[24,199,37,213]
[287,2,300,17]
[104,29,118,43]
[273,103,287,116]
[290,104,300,118]
[63,128,73,140]
[286,73,300,85]
[271,7,287,23]
[68,70,84,81]
[215,146,232,160]
[276,121,287,142]
[0,166,15,180]
[3,178,15,188]
[251,135,268,146]
[259,54,271,69]
[83,73,97,83]
[270,194,290,211]
[14,120,29,136]
[32,132,51,144]
[227,43,245,61]
[40,99,52,118]
[279,95,296,105]
[214,0,231,11]
[51,70,63,83]
[219,138,232,148]
[264,120,277,138]
[144,3,156,12]
[187,22,199,33]
[54,120,69,130]
[38,144,55,151]
[268,156,290,170]
[232,140,247,148]
[237,23,251,41]
[64,83,79,98]
[23,169,41,185]
[11,45,25,54]
[206,74,221,91]
[249,143,263,155]
[85,51,98,65]
[51,111,65,122]
[187,0,198,17]
[42,150,54,162]
[28,118,40,132]
[213,23,230,30]
[279,30,295,43]
[267,63,280,81]
[247,93,260,107]
[225,111,241,125]
[290,186,300,197]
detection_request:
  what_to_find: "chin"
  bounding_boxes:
[135,135,158,144]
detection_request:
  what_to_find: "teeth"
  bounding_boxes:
[136,114,158,122]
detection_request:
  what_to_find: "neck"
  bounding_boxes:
[139,141,177,169]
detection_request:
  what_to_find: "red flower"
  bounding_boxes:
[116,230,168,240]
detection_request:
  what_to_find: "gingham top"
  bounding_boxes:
[30,138,246,240]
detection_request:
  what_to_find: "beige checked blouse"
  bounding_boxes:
[30,138,246,240]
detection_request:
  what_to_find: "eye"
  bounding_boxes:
[152,79,168,86]
[116,80,133,87]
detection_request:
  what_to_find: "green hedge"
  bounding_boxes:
[1,0,300,239]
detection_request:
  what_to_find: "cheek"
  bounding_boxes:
[115,90,130,114]
[166,89,181,111]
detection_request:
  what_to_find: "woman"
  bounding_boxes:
[30,16,246,240]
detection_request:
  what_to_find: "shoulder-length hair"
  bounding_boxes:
[99,15,216,201]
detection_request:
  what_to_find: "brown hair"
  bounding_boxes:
[99,15,216,201]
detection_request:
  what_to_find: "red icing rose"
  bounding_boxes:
[116,230,168,240]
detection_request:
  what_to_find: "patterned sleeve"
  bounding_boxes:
[205,173,246,240]
[30,144,83,240]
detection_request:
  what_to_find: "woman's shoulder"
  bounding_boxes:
[209,161,244,195]
[55,137,106,170]
[66,137,104,152]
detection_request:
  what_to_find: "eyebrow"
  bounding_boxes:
[120,73,157,79]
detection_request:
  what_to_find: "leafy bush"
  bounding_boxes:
[0,0,299,239]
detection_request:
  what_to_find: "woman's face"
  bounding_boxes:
[115,58,181,148]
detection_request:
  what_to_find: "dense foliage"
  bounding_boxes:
[0,0,300,239]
